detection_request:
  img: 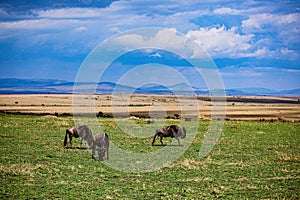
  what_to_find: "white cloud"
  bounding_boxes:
[0,18,90,30]
[0,1,299,61]
[109,28,211,59]
[0,1,205,35]
[280,48,298,59]
[186,23,299,59]
[73,26,88,32]
[186,26,254,58]
[220,65,270,78]
[212,6,271,16]
[287,69,300,73]
[222,70,263,78]
[242,13,300,33]
[240,47,273,58]
[213,7,243,15]
[149,52,162,58]
[38,8,103,19]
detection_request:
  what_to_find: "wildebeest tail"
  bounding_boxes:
[64,129,68,147]
[105,132,109,160]
[104,133,109,148]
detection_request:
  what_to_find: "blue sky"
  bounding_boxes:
[0,0,299,90]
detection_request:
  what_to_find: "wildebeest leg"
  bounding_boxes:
[104,133,109,160]
[98,149,104,161]
[92,149,95,159]
[64,131,69,147]
[79,138,83,148]
[152,134,158,145]
[169,138,173,145]
[175,137,180,146]
[160,136,164,145]
[69,135,73,147]
[106,133,109,160]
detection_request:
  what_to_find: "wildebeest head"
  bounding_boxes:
[97,147,106,161]
[93,133,109,161]
[179,127,186,139]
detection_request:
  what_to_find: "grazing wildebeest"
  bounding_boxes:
[64,125,92,148]
[152,125,186,146]
[147,119,155,124]
[64,125,109,161]
[91,133,109,161]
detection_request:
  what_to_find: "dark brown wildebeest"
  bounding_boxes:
[64,125,93,148]
[64,125,109,161]
[91,133,109,161]
[152,125,186,146]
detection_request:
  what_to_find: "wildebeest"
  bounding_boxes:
[64,125,109,161]
[91,133,109,161]
[152,125,186,146]
[147,119,155,124]
[64,125,93,148]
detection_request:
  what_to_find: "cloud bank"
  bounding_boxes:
[0,0,299,90]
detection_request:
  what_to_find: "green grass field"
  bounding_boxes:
[0,114,299,199]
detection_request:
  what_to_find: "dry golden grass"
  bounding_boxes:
[176,158,204,169]
[0,94,299,121]
[275,151,300,161]
[0,163,44,176]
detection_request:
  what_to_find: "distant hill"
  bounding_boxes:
[280,88,300,96]
[0,78,299,96]
[225,87,300,96]
[225,88,279,96]
[0,78,68,88]
[0,78,70,94]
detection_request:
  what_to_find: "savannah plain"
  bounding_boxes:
[0,94,299,199]
[0,94,300,121]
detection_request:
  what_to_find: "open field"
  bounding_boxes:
[0,114,299,199]
[0,94,300,121]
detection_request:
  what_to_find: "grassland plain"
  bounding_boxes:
[0,113,299,199]
[1,94,300,122]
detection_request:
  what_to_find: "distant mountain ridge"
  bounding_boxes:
[0,78,299,96]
